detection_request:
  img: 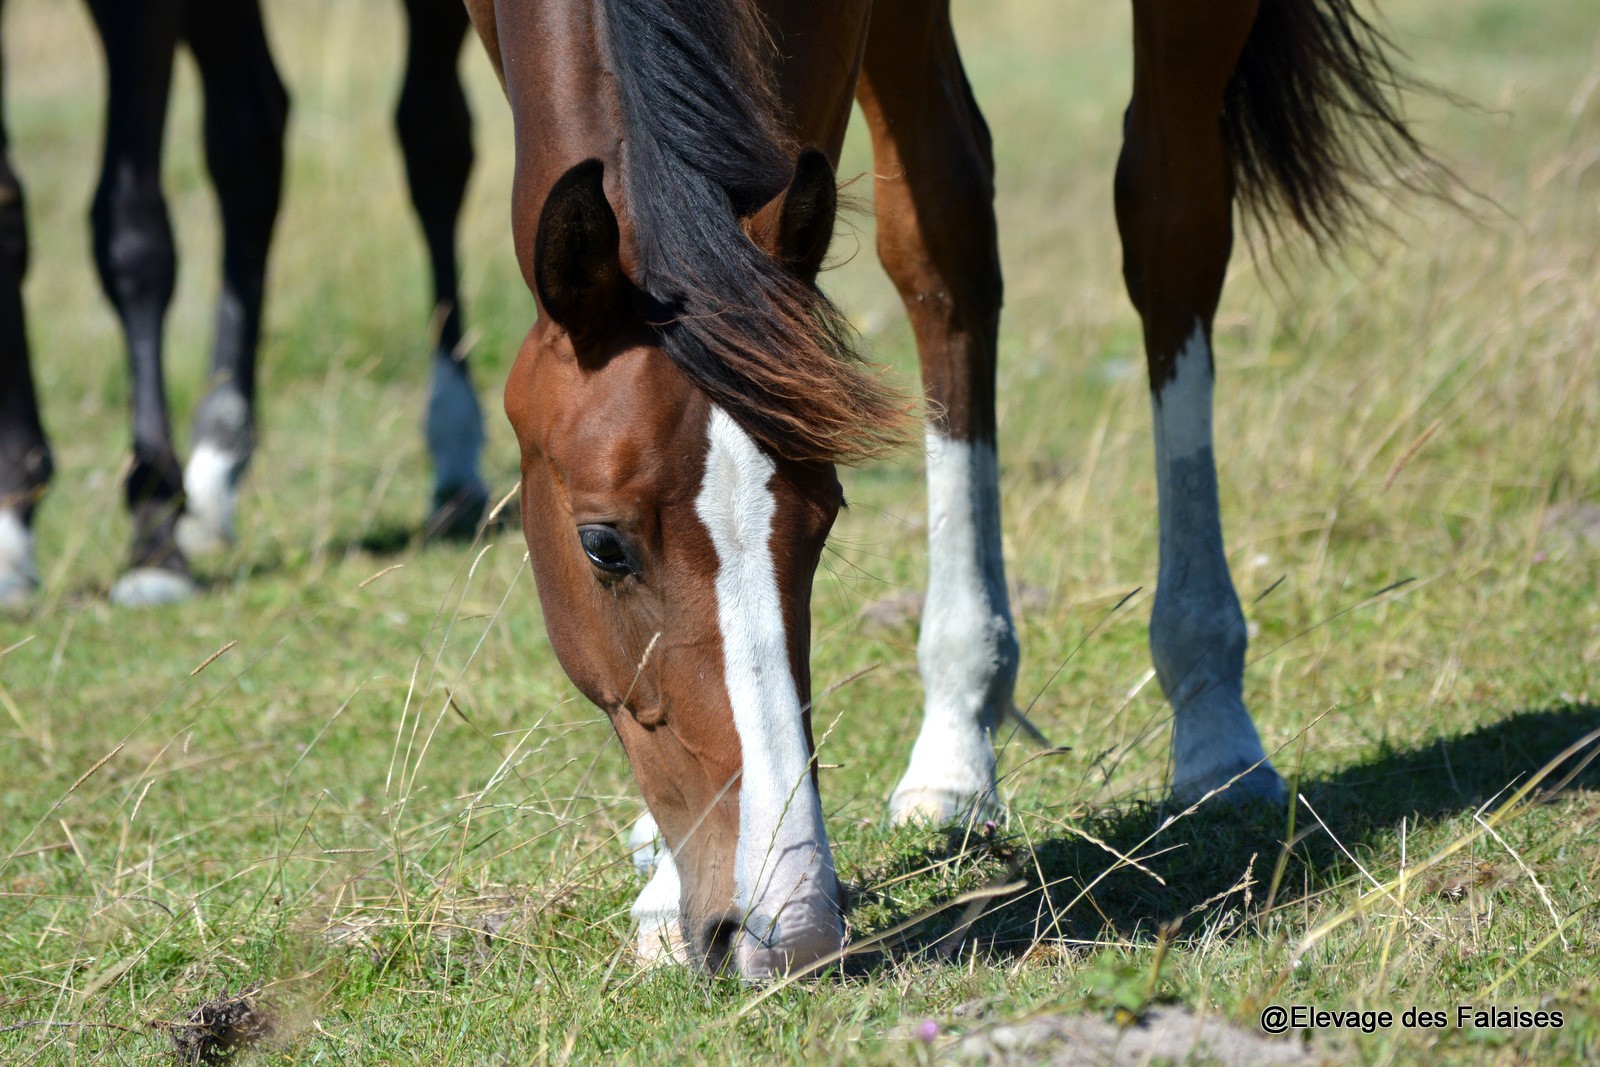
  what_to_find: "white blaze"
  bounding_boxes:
[694,407,840,959]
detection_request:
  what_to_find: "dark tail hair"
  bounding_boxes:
[594,0,909,464]
[1223,0,1443,247]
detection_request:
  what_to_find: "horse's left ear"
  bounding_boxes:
[748,147,837,283]
[534,158,627,337]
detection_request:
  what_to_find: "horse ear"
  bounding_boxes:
[534,159,625,334]
[749,147,837,283]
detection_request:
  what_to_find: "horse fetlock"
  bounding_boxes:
[1148,590,1247,711]
[177,441,250,558]
[896,604,1014,825]
[1151,594,1281,805]
[426,356,486,496]
[916,604,1019,733]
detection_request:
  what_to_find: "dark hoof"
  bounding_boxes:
[1169,762,1286,809]
[424,485,490,542]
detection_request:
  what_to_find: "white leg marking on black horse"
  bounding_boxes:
[891,430,1018,824]
[0,508,38,605]
[176,442,246,559]
[696,406,843,976]
[1151,324,1281,804]
[177,386,251,560]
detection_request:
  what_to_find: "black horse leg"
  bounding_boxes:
[0,14,53,605]
[85,0,192,606]
[175,0,287,559]
[398,0,486,537]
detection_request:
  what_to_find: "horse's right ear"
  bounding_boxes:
[534,159,625,334]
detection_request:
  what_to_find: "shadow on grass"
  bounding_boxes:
[846,704,1600,966]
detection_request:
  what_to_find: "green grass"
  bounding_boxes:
[3,0,1600,1062]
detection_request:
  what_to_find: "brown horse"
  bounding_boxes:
[463,0,1428,978]
[0,0,486,607]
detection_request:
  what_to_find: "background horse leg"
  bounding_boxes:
[0,23,53,605]
[173,0,287,560]
[858,0,1017,824]
[398,0,486,539]
[86,0,193,606]
[1115,0,1281,804]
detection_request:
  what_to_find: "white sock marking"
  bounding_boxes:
[892,430,1016,823]
[1151,323,1275,801]
[177,442,243,556]
[0,509,38,604]
[631,841,686,964]
[695,407,841,958]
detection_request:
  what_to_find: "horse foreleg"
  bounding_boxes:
[86,0,193,606]
[1116,0,1282,804]
[0,66,51,605]
[859,0,1016,825]
[399,0,486,538]
[626,812,687,965]
[176,0,288,560]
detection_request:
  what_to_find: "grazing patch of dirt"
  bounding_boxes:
[941,1005,1327,1066]
[164,985,274,1066]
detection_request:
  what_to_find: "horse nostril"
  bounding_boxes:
[701,917,741,976]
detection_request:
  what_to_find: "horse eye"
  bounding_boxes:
[578,525,636,578]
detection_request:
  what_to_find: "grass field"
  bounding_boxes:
[3,0,1599,1062]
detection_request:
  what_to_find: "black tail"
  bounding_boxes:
[1223,0,1440,246]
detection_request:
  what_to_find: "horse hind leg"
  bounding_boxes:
[1116,0,1281,804]
[858,0,1017,825]
[398,0,487,539]
[0,94,52,605]
[174,0,288,561]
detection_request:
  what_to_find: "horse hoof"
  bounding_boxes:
[888,785,1002,828]
[110,567,197,607]
[635,918,687,968]
[425,483,490,542]
[1169,762,1286,809]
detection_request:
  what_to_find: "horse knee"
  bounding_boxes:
[92,176,175,317]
